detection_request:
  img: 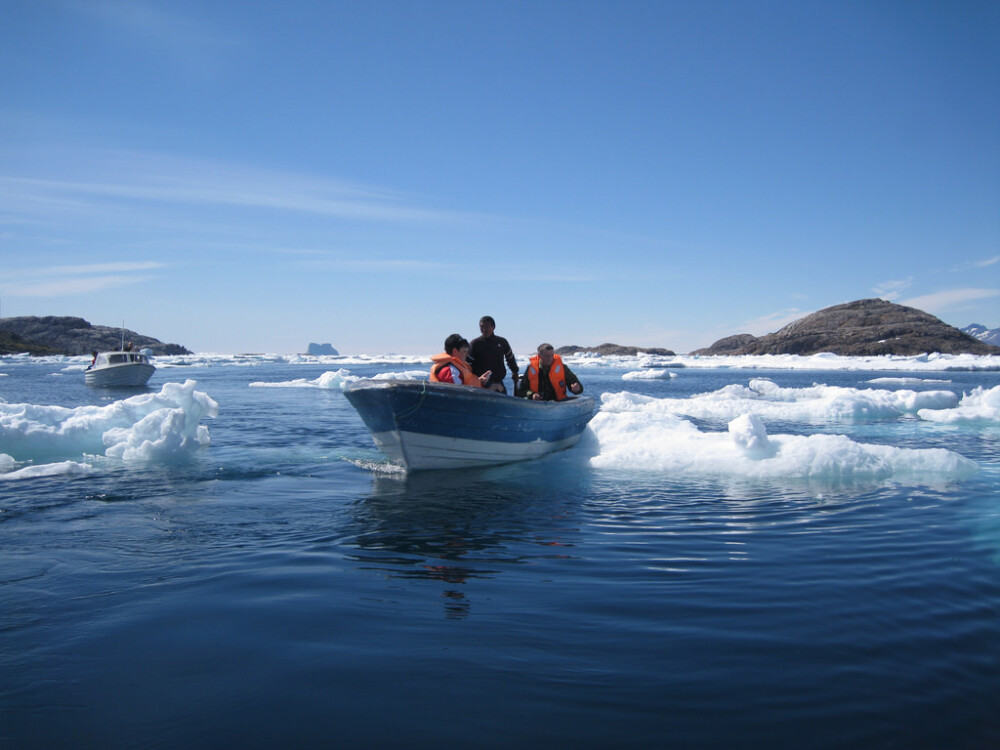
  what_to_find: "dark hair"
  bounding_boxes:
[479,315,496,327]
[537,342,554,354]
[444,333,468,354]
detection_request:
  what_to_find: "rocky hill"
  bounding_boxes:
[0,329,62,356]
[693,299,999,357]
[0,316,191,356]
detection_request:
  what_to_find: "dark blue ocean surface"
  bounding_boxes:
[2,356,999,749]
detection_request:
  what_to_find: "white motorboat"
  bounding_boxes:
[85,350,155,387]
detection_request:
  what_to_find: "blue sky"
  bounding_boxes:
[1,0,997,354]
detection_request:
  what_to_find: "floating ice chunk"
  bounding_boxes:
[588,408,977,480]
[728,413,775,457]
[600,380,959,423]
[249,369,354,389]
[318,370,352,388]
[370,370,428,382]
[918,385,1000,424]
[867,377,952,385]
[248,369,427,389]
[0,379,217,467]
[103,404,211,461]
[600,391,668,412]
[622,369,677,380]
[0,460,93,481]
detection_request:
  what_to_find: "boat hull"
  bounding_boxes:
[85,363,155,387]
[343,380,596,470]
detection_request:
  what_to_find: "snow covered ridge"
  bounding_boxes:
[4,351,998,372]
[0,380,218,480]
[963,324,1000,348]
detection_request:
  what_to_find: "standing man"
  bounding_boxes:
[518,343,583,401]
[469,316,519,394]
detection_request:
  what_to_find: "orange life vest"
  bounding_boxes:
[526,354,568,400]
[429,353,482,387]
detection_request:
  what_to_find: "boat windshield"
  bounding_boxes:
[105,353,148,365]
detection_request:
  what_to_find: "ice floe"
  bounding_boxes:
[917,385,1000,424]
[588,407,977,479]
[622,369,678,380]
[599,380,960,424]
[248,369,427,389]
[0,380,218,478]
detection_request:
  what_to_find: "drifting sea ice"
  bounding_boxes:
[248,369,427,389]
[588,387,980,480]
[600,379,960,423]
[622,369,678,380]
[917,385,1000,424]
[0,379,218,479]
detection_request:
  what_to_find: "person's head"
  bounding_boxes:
[444,333,470,359]
[537,342,555,367]
[479,316,496,337]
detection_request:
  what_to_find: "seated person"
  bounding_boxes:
[430,334,491,387]
[518,343,583,401]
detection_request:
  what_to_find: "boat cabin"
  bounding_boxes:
[92,351,151,368]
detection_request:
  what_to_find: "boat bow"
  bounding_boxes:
[344,380,595,470]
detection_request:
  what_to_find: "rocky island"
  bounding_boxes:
[0,316,191,356]
[556,343,676,357]
[307,343,339,356]
[693,299,999,356]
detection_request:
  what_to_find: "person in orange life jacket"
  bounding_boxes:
[469,315,519,394]
[517,343,583,401]
[429,333,491,387]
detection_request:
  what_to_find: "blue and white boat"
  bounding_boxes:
[343,380,596,470]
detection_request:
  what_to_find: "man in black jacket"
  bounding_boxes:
[469,316,519,394]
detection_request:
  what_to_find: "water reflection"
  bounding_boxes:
[345,461,592,618]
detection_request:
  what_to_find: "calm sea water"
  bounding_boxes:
[2,357,999,749]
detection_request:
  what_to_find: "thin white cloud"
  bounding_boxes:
[297,255,603,282]
[300,257,462,274]
[0,261,164,280]
[1,150,473,225]
[901,288,1000,313]
[952,255,1000,272]
[871,277,914,300]
[81,0,243,71]
[739,307,808,336]
[10,275,158,298]
[0,261,165,297]
[5,261,167,279]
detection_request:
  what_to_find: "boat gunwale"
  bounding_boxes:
[343,378,596,413]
